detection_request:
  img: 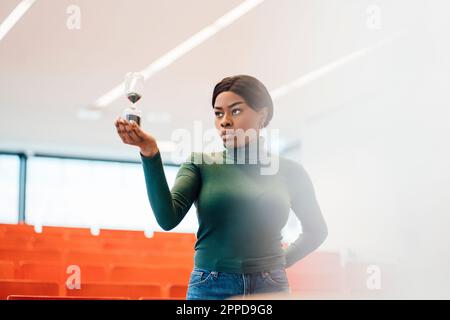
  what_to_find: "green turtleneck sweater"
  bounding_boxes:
[140,137,327,273]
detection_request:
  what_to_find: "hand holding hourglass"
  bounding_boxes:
[114,72,159,158]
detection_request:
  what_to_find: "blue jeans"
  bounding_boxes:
[186,266,291,300]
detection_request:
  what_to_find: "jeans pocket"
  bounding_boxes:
[262,268,290,287]
[188,268,214,287]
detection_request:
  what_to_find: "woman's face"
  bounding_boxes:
[214,91,267,148]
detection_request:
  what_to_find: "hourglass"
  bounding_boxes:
[122,72,144,126]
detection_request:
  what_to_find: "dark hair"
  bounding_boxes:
[212,75,273,127]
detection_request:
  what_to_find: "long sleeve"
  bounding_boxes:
[284,160,328,267]
[140,151,201,231]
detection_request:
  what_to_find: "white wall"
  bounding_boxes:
[293,6,450,297]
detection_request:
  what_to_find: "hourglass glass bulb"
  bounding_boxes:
[125,72,144,104]
[123,72,144,126]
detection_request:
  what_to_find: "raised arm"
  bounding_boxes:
[114,117,201,231]
[141,151,201,231]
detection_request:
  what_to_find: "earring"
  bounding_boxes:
[259,119,265,129]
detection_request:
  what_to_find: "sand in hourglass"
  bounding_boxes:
[127,92,141,104]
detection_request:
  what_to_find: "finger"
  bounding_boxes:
[132,128,144,140]
[130,121,145,139]
[126,121,143,141]
[127,127,143,143]
[117,122,130,144]
[118,122,126,134]
[124,123,138,143]
[117,130,129,144]
[119,131,130,144]
[118,118,128,127]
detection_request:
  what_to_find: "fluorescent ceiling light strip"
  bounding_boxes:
[0,0,36,42]
[270,31,405,100]
[215,0,263,28]
[93,0,264,108]
[142,25,218,78]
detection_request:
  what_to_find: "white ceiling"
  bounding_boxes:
[0,0,439,161]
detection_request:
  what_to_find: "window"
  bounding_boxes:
[26,157,197,233]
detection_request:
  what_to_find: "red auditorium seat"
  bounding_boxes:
[288,273,346,293]
[68,250,194,268]
[0,261,15,279]
[1,225,197,300]
[164,241,196,248]
[97,229,148,240]
[32,233,64,242]
[168,284,188,299]
[139,253,194,267]
[39,226,67,237]
[1,223,34,235]
[17,261,108,283]
[7,295,130,300]
[31,240,87,251]
[286,251,346,295]
[0,280,60,299]
[0,237,34,250]
[100,238,157,252]
[109,265,191,285]
[138,297,179,300]
[63,227,95,238]
[152,232,196,243]
[289,251,342,273]
[31,235,104,252]
[64,237,104,252]
[40,226,92,239]
[0,248,62,263]
[65,250,143,265]
[65,282,161,299]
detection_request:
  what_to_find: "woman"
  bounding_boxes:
[114,75,328,300]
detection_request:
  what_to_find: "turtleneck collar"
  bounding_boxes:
[223,135,267,164]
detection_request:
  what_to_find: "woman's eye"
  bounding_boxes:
[232,109,241,115]
[215,112,223,118]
